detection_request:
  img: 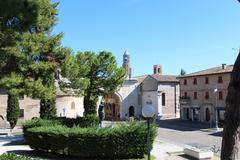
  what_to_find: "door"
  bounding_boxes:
[206,108,210,122]
[129,106,134,117]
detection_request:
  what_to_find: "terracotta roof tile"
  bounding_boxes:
[178,65,233,78]
[150,74,179,82]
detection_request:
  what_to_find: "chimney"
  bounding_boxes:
[153,64,162,74]
[222,64,227,69]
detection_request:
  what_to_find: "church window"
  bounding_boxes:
[162,93,166,106]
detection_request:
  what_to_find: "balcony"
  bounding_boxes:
[180,96,191,105]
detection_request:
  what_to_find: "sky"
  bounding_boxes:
[53,0,240,77]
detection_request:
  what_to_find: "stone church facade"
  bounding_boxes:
[103,51,180,120]
[0,51,180,127]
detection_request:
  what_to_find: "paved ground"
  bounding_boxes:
[156,119,222,155]
[0,120,222,159]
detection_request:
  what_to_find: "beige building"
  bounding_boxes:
[177,64,232,124]
[0,85,84,128]
[103,52,180,120]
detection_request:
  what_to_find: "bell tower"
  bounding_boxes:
[122,51,132,79]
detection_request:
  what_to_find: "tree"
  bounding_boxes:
[220,1,240,159]
[7,91,20,130]
[221,53,240,159]
[0,0,67,120]
[62,51,126,116]
[180,69,186,75]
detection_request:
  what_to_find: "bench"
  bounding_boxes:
[184,147,213,159]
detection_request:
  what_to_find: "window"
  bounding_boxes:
[184,79,187,85]
[193,78,197,85]
[205,77,209,84]
[205,91,209,99]
[162,93,166,106]
[184,92,187,97]
[19,94,24,100]
[71,102,75,110]
[19,109,24,118]
[194,92,197,100]
[218,76,223,83]
[219,91,223,100]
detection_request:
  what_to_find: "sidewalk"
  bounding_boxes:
[151,140,183,160]
[0,135,220,160]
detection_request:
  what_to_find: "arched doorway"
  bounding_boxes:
[206,108,210,122]
[103,94,121,121]
[129,106,134,117]
[186,108,189,120]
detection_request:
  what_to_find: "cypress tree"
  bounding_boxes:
[7,92,20,129]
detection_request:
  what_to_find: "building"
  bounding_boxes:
[0,82,84,128]
[177,64,232,124]
[0,51,180,127]
[103,52,180,120]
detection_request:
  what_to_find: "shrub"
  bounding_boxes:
[24,122,157,159]
[23,114,99,132]
[0,153,31,160]
[7,93,20,129]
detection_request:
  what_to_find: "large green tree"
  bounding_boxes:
[0,0,67,122]
[62,51,126,116]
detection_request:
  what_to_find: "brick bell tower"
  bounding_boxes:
[122,51,132,79]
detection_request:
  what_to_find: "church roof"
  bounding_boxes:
[150,74,179,82]
[134,74,179,83]
[177,64,233,78]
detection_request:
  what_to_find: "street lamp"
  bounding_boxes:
[142,104,155,160]
[214,88,219,131]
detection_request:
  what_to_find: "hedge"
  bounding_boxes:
[23,114,99,132]
[0,153,31,160]
[24,122,157,159]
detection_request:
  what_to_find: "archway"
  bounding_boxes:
[206,108,210,122]
[129,106,134,117]
[103,94,121,121]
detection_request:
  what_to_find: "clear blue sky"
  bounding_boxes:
[53,0,240,77]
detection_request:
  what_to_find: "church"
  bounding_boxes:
[103,51,180,120]
[0,51,180,128]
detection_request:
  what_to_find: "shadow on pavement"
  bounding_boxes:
[7,150,85,160]
[156,119,212,132]
[209,131,223,137]
[7,150,134,160]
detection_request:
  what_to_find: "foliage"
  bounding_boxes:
[40,98,56,119]
[7,92,20,129]
[23,115,99,131]
[0,0,69,119]
[0,153,31,160]
[24,122,157,159]
[62,51,126,116]
[180,69,186,75]
[59,51,89,96]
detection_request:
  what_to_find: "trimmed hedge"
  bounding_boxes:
[24,122,157,159]
[23,114,99,132]
[0,153,31,160]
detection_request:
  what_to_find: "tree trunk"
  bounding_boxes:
[221,53,240,159]
[83,93,98,116]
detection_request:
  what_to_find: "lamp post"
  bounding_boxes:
[214,88,219,131]
[142,104,155,160]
